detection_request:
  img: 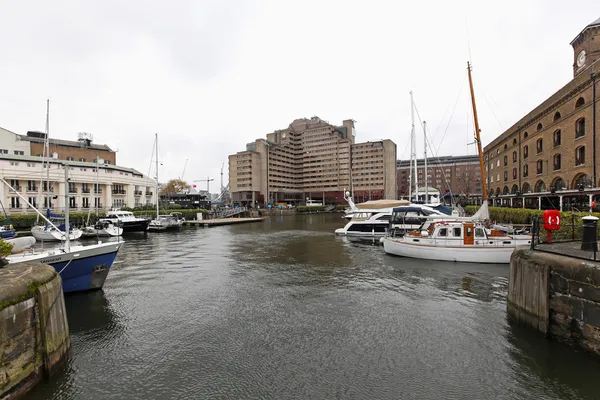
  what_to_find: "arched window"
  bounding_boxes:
[503,155,508,166]
[554,111,561,121]
[488,189,494,198]
[504,144,508,151]
[572,173,589,190]
[553,154,561,171]
[536,160,543,174]
[576,97,585,108]
[503,186,509,195]
[551,177,565,191]
[512,151,517,162]
[536,138,543,153]
[553,129,561,147]
[512,168,517,179]
[522,182,531,193]
[495,187,501,196]
[504,171,508,182]
[511,184,519,194]
[513,138,517,146]
[576,146,585,166]
[535,180,546,192]
[537,123,543,131]
[524,131,529,139]
[523,164,529,177]
[523,145,529,159]
[576,118,586,138]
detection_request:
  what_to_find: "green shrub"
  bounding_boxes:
[296,206,326,213]
[0,240,13,257]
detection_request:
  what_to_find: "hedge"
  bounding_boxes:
[0,209,209,229]
[296,206,326,213]
[464,205,599,241]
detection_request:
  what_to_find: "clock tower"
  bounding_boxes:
[571,17,600,77]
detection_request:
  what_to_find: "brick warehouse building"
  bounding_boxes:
[484,17,600,211]
[229,117,397,206]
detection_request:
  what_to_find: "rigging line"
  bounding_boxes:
[483,92,504,131]
[430,72,468,141]
[465,12,473,65]
[413,101,456,202]
[147,137,156,180]
[434,74,467,157]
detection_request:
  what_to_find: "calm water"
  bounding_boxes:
[25,214,600,400]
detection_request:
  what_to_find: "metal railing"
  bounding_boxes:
[82,188,91,193]
[112,189,126,195]
[134,190,143,196]
[69,188,78,193]
[530,215,598,261]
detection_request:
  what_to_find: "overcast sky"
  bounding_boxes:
[0,1,597,192]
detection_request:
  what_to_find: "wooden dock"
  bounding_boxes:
[183,217,265,227]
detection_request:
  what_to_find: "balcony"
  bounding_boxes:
[112,189,126,195]
[145,191,153,196]
[26,186,38,192]
[69,188,78,194]
[94,189,103,194]
[9,185,21,192]
[82,188,91,194]
[134,190,143,196]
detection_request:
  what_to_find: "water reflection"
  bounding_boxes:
[22,214,600,400]
[506,320,600,400]
[65,290,120,337]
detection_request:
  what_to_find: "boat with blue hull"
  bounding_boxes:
[7,241,124,292]
[1,161,125,293]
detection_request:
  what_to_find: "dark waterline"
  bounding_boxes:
[25,214,600,400]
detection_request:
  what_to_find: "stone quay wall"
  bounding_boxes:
[0,263,70,399]
[509,248,600,356]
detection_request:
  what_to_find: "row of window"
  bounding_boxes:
[492,146,587,183]
[498,98,587,152]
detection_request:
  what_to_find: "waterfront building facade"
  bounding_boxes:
[483,17,600,211]
[0,127,156,214]
[396,155,483,203]
[229,117,397,206]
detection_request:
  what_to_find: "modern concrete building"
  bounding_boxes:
[0,126,156,214]
[484,17,600,210]
[229,117,397,206]
[396,155,483,203]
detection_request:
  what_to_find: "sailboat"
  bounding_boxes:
[148,133,181,232]
[30,100,82,242]
[4,165,125,293]
[82,156,123,237]
[381,62,531,264]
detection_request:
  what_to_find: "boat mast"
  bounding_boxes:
[64,163,70,252]
[410,91,418,202]
[467,62,488,201]
[45,99,51,209]
[36,99,50,223]
[424,120,428,203]
[155,133,159,218]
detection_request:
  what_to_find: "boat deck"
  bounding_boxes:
[183,218,265,227]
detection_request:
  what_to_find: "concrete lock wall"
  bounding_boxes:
[0,263,70,399]
[509,249,600,356]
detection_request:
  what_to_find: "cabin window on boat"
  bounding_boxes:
[475,228,485,237]
[439,228,448,237]
[453,227,461,237]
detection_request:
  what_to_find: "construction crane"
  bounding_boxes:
[194,177,214,194]
[180,159,188,181]
[220,162,224,193]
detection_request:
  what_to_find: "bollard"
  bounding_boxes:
[581,216,599,251]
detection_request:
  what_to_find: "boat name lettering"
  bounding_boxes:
[39,256,63,264]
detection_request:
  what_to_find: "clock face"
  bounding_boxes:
[577,50,586,67]
[281,133,286,139]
